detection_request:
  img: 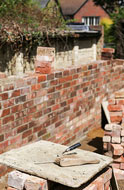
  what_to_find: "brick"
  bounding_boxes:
[11,90,21,97]
[101,167,112,184]
[111,144,123,156]
[113,168,124,180]
[110,112,122,123]
[93,176,104,190]
[104,131,112,136]
[102,48,115,53]
[8,170,29,190]
[111,162,120,169]
[108,104,123,112]
[0,93,8,100]
[17,124,28,134]
[22,129,32,139]
[3,99,14,108]
[83,184,97,190]
[37,75,47,83]
[115,91,124,98]
[24,176,48,190]
[2,115,14,125]
[104,180,110,190]
[35,61,52,74]
[112,130,121,137]
[112,136,121,144]
[116,99,124,105]
[121,130,124,136]
[0,164,8,177]
[108,99,115,105]
[103,136,111,143]
[112,124,121,131]
[1,108,10,117]
[104,124,113,131]
[11,105,22,113]
[120,163,124,170]
[122,137,124,143]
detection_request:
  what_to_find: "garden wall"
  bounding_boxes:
[0,29,102,75]
[0,58,124,154]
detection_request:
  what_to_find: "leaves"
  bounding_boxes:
[0,0,67,47]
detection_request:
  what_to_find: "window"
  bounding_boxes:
[82,17,100,26]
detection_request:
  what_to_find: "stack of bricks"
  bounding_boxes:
[103,90,124,179]
[101,48,115,60]
[7,170,48,190]
[7,168,112,190]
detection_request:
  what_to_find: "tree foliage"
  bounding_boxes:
[0,0,67,49]
[110,8,124,58]
[93,0,124,13]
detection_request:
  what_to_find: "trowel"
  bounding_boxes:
[35,142,100,167]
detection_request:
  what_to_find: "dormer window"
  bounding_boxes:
[82,16,100,26]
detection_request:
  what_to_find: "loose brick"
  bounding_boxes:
[103,136,111,143]
[112,136,121,144]
[84,184,97,190]
[114,168,124,180]
[108,104,123,112]
[121,129,124,136]
[110,112,122,123]
[120,163,124,170]
[115,91,124,98]
[114,155,124,163]
[25,175,48,190]
[8,170,29,190]
[111,162,120,169]
[111,144,123,156]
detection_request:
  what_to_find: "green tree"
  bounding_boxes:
[93,0,124,13]
[110,8,124,58]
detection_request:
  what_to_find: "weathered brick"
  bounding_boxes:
[2,115,14,125]
[112,136,121,144]
[22,129,32,139]
[114,168,124,180]
[110,112,122,123]
[24,175,48,190]
[111,144,123,156]
[17,124,28,134]
[1,108,10,117]
[35,61,52,74]
[108,104,123,112]
[37,75,47,83]
[103,136,111,143]
[11,90,21,98]
[115,91,124,98]
[8,170,29,190]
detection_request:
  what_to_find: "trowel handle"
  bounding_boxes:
[63,142,81,154]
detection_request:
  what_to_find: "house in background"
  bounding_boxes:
[59,0,110,26]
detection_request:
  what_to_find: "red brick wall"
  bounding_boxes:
[74,0,109,23]
[0,59,124,154]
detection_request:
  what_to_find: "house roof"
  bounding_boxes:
[59,0,87,15]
